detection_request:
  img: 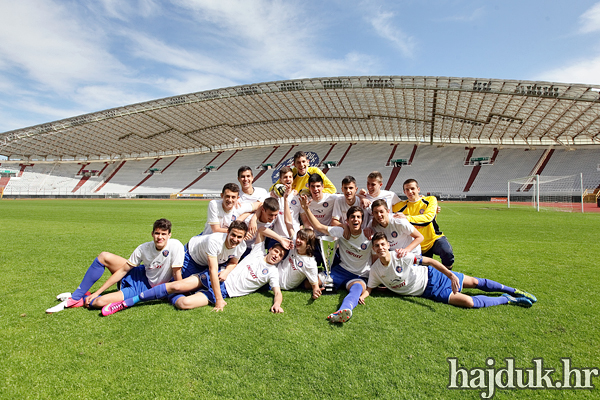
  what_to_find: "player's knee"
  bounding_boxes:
[91,296,109,308]
[97,252,112,263]
[174,297,194,310]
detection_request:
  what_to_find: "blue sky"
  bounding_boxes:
[2,0,600,133]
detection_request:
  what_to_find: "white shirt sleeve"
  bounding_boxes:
[207,200,220,225]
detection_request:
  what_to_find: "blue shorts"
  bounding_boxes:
[423,236,454,267]
[330,264,368,290]
[120,266,152,299]
[195,271,229,304]
[182,250,207,279]
[421,266,464,304]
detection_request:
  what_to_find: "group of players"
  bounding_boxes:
[46,151,537,322]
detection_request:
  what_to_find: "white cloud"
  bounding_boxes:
[0,1,126,93]
[440,7,485,22]
[368,10,415,58]
[536,56,600,85]
[579,2,600,33]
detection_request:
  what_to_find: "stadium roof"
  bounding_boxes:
[2,76,600,162]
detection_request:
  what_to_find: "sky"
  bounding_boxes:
[2,0,600,133]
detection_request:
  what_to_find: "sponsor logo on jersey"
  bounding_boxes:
[313,208,324,214]
[247,265,258,279]
[345,249,362,259]
[361,243,368,250]
[391,231,398,238]
[262,267,269,275]
[162,250,169,257]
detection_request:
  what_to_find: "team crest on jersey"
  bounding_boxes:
[419,209,425,214]
[232,215,237,220]
[396,265,403,273]
[323,202,329,207]
[391,231,398,238]
[297,261,303,268]
[162,250,169,257]
[291,199,297,205]
[361,243,368,250]
[261,268,269,275]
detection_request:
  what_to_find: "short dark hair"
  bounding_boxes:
[293,151,307,163]
[372,231,388,244]
[279,166,293,178]
[368,171,383,182]
[153,218,172,233]
[341,176,356,186]
[403,178,419,187]
[263,197,280,212]
[308,173,324,186]
[346,205,364,220]
[371,199,388,211]
[237,166,253,178]
[297,228,316,257]
[228,220,249,234]
[222,183,240,194]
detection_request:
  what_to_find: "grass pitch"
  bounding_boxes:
[1,199,599,399]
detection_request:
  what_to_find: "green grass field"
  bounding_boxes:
[1,199,599,399]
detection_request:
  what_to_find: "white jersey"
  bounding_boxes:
[127,238,184,287]
[368,253,428,297]
[245,218,275,247]
[308,193,338,237]
[187,232,246,267]
[225,242,280,297]
[239,187,269,203]
[202,200,253,234]
[271,195,301,238]
[328,226,371,277]
[332,196,369,229]
[372,217,421,254]
[277,247,318,290]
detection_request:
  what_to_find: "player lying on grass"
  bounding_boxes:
[299,195,373,323]
[393,178,454,269]
[359,232,537,309]
[46,218,184,313]
[101,229,287,315]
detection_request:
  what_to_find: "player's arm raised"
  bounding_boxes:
[299,195,330,236]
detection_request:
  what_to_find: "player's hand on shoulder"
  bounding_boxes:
[393,212,407,219]
[280,237,293,250]
[342,223,351,240]
[363,227,374,240]
[396,248,408,258]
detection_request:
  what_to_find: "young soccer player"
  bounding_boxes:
[102,231,286,315]
[270,166,301,239]
[244,197,293,251]
[202,183,259,235]
[300,195,372,323]
[300,174,338,236]
[46,219,184,313]
[277,228,321,299]
[392,178,454,269]
[101,221,249,314]
[371,199,423,256]
[360,232,537,308]
[237,165,269,203]
[270,150,336,194]
[332,176,369,228]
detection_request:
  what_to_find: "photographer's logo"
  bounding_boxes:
[448,357,598,399]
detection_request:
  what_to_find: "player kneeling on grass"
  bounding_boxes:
[102,231,287,315]
[46,218,184,313]
[359,232,537,309]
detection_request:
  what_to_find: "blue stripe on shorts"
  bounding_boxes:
[421,266,464,304]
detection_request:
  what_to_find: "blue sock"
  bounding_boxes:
[168,294,185,306]
[72,258,105,300]
[123,296,139,307]
[339,283,363,311]
[471,295,509,308]
[123,284,169,307]
[474,277,515,294]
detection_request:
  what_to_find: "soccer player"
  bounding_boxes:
[392,178,455,269]
[300,195,372,323]
[270,166,301,239]
[300,174,338,236]
[46,219,184,313]
[270,150,336,194]
[360,232,537,309]
[371,199,423,256]
[202,183,259,236]
[244,197,293,251]
[237,165,269,203]
[277,228,321,299]
[332,175,369,228]
[102,231,286,315]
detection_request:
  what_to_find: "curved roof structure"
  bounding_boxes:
[2,76,600,162]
